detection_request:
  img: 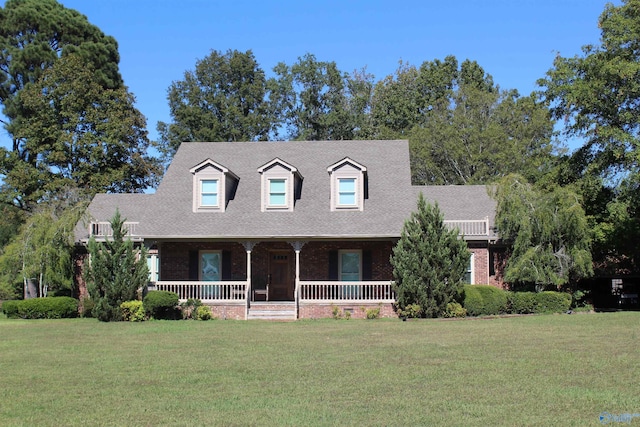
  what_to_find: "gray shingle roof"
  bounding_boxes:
[78,140,497,241]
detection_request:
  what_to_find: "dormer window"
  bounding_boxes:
[200,179,219,207]
[327,158,367,211]
[258,158,302,212]
[268,178,287,207]
[190,159,239,213]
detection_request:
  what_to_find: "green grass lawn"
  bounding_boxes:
[1,313,639,426]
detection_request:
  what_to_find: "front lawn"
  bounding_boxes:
[1,313,638,426]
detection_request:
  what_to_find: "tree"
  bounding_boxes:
[156,49,277,163]
[86,210,148,322]
[493,174,593,291]
[371,57,555,185]
[272,53,357,141]
[391,193,470,318]
[0,0,122,155]
[2,55,160,210]
[539,0,640,275]
[0,194,86,299]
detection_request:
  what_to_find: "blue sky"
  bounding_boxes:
[1,0,618,149]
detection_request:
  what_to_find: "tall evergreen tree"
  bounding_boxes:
[86,210,148,322]
[391,194,470,318]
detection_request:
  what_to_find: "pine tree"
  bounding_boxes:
[391,193,470,317]
[86,210,148,322]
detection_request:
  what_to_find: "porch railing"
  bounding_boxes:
[153,281,248,301]
[299,281,396,302]
[444,217,489,236]
[90,221,139,237]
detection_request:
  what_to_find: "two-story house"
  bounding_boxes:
[75,139,501,319]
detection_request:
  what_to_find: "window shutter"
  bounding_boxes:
[328,251,338,280]
[188,251,199,281]
[222,250,232,280]
[362,250,372,281]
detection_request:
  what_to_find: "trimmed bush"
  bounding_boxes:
[444,302,467,318]
[463,285,508,316]
[509,292,537,314]
[143,291,180,319]
[3,297,78,319]
[463,285,484,316]
[2,300,20,318]
[195,305,213,321]
[120,300,145,322]
[535,291,571,313]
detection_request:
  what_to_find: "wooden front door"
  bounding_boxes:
[269,251,293,301]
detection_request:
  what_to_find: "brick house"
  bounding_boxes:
[75,140,501,319]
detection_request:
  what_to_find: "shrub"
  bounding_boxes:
[535,291,571,313]
[509,292,537,314]
[462,285,484,316]
[79,296,95,318]
[463,285,509,316]
[444,302,467,318]
[2,300,20,318]
[120,300,145,322]
[3,297,78,319]
[364,306,380,319]
[143,291,180,319]
[396,303,422,319]
[195,305,213,321]
[180,298,203,320]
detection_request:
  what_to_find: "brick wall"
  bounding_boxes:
[160,242,247,281]
[299,302,396,319]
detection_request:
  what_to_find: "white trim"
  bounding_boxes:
[327,157,366,211]
[466,252,475,285]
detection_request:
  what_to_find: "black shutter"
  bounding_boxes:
[188,251,199,280]
[222,250,232,280]
[362,250,372,281]
[328,251,338,280]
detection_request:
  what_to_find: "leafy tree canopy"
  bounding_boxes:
[391,193,470,318]
[372,56,556,185]
[493,174,593,290]
[2,55,160,210]
[0,0,122,153]
[156,49,278,163]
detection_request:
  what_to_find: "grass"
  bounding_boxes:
[1,313,639,426]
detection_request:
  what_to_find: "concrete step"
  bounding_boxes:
[248,302,297,320]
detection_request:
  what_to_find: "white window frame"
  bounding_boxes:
[465,253,475,284]
[327,158,366,211]
[267,177,289,209]
[190,159,237,213]
[199,178,219,208]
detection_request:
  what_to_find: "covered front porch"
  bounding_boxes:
[148,239,398,320]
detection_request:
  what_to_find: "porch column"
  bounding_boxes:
[242,241,257,320]
[288,241,307,316]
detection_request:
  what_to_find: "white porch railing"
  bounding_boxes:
[90,221,139,237]
[444,217,489,236]
[299,281,396,302]
[153,281,248,301]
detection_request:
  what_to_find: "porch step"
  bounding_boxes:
[248,302,297,320]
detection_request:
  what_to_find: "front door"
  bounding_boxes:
[269,251,293,301]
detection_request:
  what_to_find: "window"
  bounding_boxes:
[327,157,366,211]
[147,253,159,282]
[190,159,239,213]
[268,178,287,207]
[339,250,361,299]
[338,178,356,206]
[200,251,221,281]
[258,158,301,212]
[200,179,219,207]
[464,253,474,284]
